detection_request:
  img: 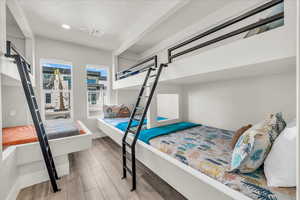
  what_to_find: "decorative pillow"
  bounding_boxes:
[103,104,131,118]
[129,104,144,115]
[230,113,286,173]
[264,126,296,187]
[230,124,252,149]
[117,106,131,118]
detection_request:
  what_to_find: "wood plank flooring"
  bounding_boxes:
[17,137,187,200]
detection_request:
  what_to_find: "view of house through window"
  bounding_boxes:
[86,67,108,118]
[41,61,72,120]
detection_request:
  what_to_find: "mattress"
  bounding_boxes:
[149,125,296,200]
[102,116,167,131]
[45,119,84,140]
[3,120,85,146]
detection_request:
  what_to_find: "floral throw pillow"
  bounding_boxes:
[103,104,131,118]
[230,113,286,173]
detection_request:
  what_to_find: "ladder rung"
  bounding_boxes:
[133,117,141,121]
[135,106,144,110]
[127,129,136,134]
[124,141,132,148]
[126,156,132,162]
[149,74,157,78]
[143,85,151,88]
[124,166,132,175]
[124,152,132,162]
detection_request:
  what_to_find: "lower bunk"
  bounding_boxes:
[97,117,295,200]
[2,120,92,189]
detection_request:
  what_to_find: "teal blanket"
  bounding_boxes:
[138,122,200,144]
[115,116,167,131]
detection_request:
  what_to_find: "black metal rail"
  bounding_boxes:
[168,0,284,63]
[116,55,157,80]
[6,41,32,73]
[122,63,167,191]
[5,41,60,192]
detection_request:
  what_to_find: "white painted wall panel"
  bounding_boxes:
[184,71,296,131]
[2,85,31,127]
[157,93,179,119]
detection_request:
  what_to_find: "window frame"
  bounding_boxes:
[40,58,74,121]
[86,65,110,119]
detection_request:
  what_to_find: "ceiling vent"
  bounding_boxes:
[79,27,104,38]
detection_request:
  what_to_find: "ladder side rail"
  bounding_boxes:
[122,67,153,143]
[132,64,164,146]
[14,55,59,192]
[122,67,153,180]
[130,63,165,191]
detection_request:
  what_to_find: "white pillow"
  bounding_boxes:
[264,126,296,187]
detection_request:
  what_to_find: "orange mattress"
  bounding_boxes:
[3,121,86,146]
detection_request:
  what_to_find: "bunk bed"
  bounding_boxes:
[3,41,92,190]
[2,41,35,86]
[113,0,295,90]
[99,0,296,200]
[115,55,157,80]
[97,118,295,200]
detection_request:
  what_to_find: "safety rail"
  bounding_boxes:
[167,0,284,63]
[5,40,32,74]
[115,55,157,80]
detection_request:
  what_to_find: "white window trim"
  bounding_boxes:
[40,58,74,121]
[86,65,110,119]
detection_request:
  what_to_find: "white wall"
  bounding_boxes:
[183,71,296,131]
[118,51,140,72]
[0,57,19,200]
[0,149,19,200]
[35,36,112,136]
[6,24,25,55]
[6,7,25,55]
[157,93,179,119]
[2,85,31,127]
[0,0,6,55]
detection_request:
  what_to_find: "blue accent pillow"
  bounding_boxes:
[230,113,286,173]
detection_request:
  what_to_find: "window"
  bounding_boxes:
[86,67,109,118]
[41,60,73,120]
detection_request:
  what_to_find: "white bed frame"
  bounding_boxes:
[97,118,253,200]
[3,120,93,189]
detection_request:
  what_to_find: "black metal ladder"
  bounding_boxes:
[122,62,167,191]
[6,42,60,192]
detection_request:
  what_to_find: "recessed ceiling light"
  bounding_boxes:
[61,24,71,30]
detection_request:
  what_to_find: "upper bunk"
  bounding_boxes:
[113,0,295,90]
[1,41,35,87]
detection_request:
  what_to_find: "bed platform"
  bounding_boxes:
[97,118,296,200]
[1,41,35,87]
[2,120,92,189]
[3,120,92,165]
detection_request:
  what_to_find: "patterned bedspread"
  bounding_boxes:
[149,125,296,200]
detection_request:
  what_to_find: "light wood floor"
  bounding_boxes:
[17,137,186,200]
